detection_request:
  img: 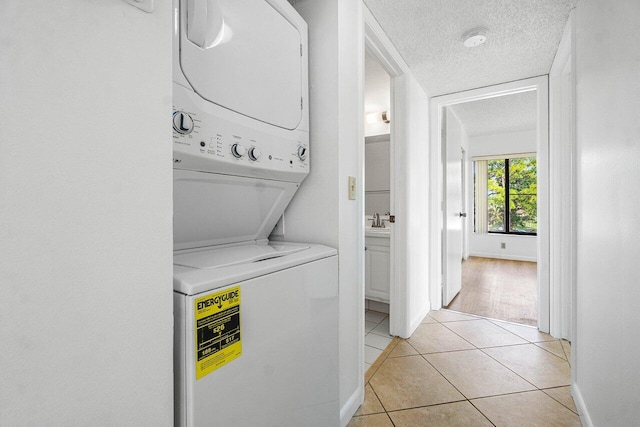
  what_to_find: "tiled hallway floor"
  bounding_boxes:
[350,310,580,427]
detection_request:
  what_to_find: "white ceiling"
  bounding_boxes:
[363,0,576,97]
[449,90,538,136]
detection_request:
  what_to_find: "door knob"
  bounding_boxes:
[459,212,467,217]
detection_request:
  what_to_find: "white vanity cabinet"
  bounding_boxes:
[365,234,390,303]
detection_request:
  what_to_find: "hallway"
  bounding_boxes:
[349,310,578,426]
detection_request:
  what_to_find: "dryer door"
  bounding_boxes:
[180,0,303,130]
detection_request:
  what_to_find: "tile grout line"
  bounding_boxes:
[357,311,578,426]
[533,341,572,362]
[405,317,502,425]
[466,397,498,427]
[540,388,580,415]
[477,344,545,387]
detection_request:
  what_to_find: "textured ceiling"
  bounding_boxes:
[363,0,576,97]
[449,90,537,136]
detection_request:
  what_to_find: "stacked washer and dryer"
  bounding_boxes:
[171,1,339,426]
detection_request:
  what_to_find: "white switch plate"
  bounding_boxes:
[348,176,356,200]
[122,0,154,13]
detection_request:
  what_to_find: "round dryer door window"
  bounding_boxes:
[180,0,303,131]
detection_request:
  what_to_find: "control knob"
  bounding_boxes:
[231,143,246,158]
[248,147,261,161]
[173,111,194,135]
[297,146,307,161]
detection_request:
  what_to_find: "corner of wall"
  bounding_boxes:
[340,384,365,427]
[571,383,594,427]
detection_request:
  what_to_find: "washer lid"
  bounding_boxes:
[174,243,309,269]
[180,0,303,130]
[173,169,298,251]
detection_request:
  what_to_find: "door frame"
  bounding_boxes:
[429,76,551,333]
[363,7,410,338]
[549,10,575,342]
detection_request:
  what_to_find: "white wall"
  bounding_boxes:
[273,1,364,425]
[468,129,537,157]
[469,234,537,262]
[467,129,538,261]
[573,0,640,425]
[365,136,390,214]
[0,2,173,425]
[364,50,391,137]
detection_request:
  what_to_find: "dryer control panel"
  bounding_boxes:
[172,84,309,184]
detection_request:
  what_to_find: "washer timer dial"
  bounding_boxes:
[173,111,194,135]
[297,146,307,161]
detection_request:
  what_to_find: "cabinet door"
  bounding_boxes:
[365,244,390,302]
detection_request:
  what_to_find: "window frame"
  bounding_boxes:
[483,156,538,236]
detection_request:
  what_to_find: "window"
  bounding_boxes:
[475,156,537,235]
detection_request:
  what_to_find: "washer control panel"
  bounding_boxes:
[172,86,309,183]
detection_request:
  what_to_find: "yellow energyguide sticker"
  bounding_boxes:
[194,286,241,380]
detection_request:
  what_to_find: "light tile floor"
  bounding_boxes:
[350,309,581,427]
[364,310,393,372]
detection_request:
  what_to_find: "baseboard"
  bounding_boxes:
[340,384,364,427]
[407,302,431,338]
[571,383,594,427]
[468,252,537,263]
[366,299,390,314]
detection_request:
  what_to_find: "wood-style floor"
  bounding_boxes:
[445,256,537,326]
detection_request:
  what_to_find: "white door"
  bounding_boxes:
[443,109,464,306]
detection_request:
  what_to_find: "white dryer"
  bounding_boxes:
[171,1,339,426]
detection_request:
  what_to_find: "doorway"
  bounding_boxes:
[363,47,394,370]
[442,94,540,326]
[430,76,551,332]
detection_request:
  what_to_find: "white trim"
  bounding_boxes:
[340,384,364,427]
[363,7,409,76]
[472,152,536,161]
[409,304,431,339]
[571,383,594,427]
[536,77,550,334]
[549,10,575,342]
[430,75,551,333]
[468,252,537,263]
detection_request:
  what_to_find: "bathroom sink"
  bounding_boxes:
[365,226,390,237]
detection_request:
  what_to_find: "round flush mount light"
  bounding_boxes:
[463,28,488,48]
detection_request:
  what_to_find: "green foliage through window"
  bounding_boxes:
[486,157,537,234]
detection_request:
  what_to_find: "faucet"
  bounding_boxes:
[371,213,385,228]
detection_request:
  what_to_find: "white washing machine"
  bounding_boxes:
[172,1,338,426]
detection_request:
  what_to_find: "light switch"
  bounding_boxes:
[348,176,356,200]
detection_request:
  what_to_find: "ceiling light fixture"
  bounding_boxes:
[366,110,391,124]
[462,27,488,48]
